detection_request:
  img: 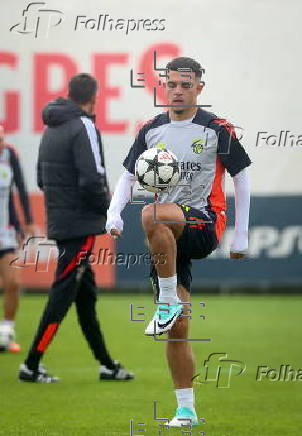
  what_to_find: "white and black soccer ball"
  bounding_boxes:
[135,147,180,193]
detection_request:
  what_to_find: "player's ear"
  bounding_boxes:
[91,94,96,105]
[196,81,204,95]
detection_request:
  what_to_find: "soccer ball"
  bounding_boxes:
[135,147,180,193]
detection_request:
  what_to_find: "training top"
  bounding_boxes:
[0,145,32,250]
[123,108,251,212]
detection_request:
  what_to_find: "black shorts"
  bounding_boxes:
[0,248,15,259]
[150,204,225,296]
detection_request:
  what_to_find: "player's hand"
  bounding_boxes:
[106,213,123,239]
[109,228,122,239]
[230,231,248,259]
[230,251,246,259]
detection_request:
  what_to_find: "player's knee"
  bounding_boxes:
[141,204,154,231]
[142,204,165,233]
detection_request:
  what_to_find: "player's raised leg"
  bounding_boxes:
[0,251,21,353]
[142,202,185,335]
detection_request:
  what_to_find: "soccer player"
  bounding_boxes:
[18,74,134,383]
[106,57,251,426]
[0,125,34,352]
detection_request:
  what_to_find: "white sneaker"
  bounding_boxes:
[0,324,16,352]
[144,302,183,336]
[166,407,199,427]
[18,363,59,383]
[99,360,134,380]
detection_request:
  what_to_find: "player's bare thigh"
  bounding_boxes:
[142,202,186,240]
[0,253,20,284]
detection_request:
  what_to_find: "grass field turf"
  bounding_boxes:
[0,294,301,436]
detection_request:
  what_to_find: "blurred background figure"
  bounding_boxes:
[19,74,134,383]
[0,124,34,353]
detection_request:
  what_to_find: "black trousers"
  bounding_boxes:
[25,235,113,370]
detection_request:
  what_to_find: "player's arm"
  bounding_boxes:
[72,119,109,214]
[37,142,43,190]
[106,170,137,238]
[215,121,252,258]
[9,147,34,236]
[231,167,250,257]
[9,190,24,246]
[106,126,147,238]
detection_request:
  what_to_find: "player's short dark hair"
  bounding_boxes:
[166,57,204,79]
[68,73,97,105]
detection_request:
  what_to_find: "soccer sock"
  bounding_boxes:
[175,388,194,410]
[158,275,179,304]
[1,320,15,329]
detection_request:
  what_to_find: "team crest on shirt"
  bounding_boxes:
[0,169,9,178]
[191,139,205,154]
[156,142,167,150]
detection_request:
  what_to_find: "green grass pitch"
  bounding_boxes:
[0,294,301,436]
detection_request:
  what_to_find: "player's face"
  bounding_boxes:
[166,70,203,116]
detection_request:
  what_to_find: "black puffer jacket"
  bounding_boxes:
[37,97,110,240]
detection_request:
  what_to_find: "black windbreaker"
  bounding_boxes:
[37,97,110,240]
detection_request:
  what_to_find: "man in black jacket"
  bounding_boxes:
[18,73,133,383]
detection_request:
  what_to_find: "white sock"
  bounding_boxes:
[1,320,15,329]
[158,275,179,304]
[175,388,194,409]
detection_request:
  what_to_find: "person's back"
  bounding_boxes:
[19,73,134,383]
[38,96,109,240]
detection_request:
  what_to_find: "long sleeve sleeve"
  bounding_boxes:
[230,167,251,253]
[10,147,33,224]
[106,170,137,233]
[72,118,109,214]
